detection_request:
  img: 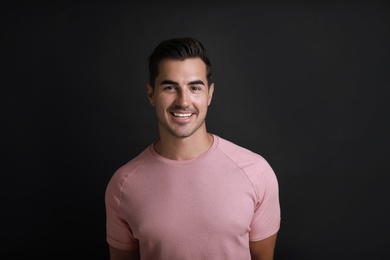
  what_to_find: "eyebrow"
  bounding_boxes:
[189,80,205,85]
[160,80,205,86]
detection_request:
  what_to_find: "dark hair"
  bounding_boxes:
[147,37,212,87]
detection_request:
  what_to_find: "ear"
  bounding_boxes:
[207,83,214,106]
[146,84,155,106]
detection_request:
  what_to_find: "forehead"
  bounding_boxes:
[156,58,207,81]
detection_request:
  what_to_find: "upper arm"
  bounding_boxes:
[249,232,278,260]
[109,246,140,260]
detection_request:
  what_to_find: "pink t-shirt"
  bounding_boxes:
[105,134,280,259]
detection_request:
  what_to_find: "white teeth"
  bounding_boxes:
[173,113,192,118]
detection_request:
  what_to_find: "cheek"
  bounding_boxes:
[199,96,211,108]
[154,97,171,111]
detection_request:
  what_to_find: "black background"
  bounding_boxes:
[2,1,389,259]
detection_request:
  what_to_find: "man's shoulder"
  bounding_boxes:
[215,135,268,167]
[216,136,263,158]
[105,145,154,197]
[215,135,277,190]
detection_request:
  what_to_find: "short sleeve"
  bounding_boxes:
[248,158,281,241]
[105,169,139,250]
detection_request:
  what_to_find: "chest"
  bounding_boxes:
[120,163,257,242]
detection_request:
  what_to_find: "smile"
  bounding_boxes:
[172,113,192,118]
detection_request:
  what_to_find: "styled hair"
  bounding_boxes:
[147,37,212,87]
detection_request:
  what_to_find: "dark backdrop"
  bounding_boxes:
[1,1,389,259]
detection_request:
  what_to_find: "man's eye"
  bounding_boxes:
[164,86,175,90]
[191,86,201,91]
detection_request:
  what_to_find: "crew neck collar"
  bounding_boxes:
[149,134,219,165]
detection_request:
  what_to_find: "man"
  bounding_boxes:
[105,37,281,260]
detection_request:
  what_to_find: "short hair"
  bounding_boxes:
[147,37,212,88]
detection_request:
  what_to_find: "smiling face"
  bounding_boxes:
[147,58,214,140]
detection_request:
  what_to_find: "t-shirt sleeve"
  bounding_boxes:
[105,169,139,250]
[248,157,281,241]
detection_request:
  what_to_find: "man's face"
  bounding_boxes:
[147,58,214,139]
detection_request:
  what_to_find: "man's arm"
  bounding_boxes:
[249,233,278,260]
[109,246,140,260]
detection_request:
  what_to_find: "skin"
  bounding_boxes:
[109,57,277,259]
[249,233,278,260]
[146,58,214,160]
[109,246,139,260]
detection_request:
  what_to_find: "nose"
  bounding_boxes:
[176,89,189,107]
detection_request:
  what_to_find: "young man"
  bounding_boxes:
[105,37,281,260]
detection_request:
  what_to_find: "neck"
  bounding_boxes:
[154,131,213,161]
